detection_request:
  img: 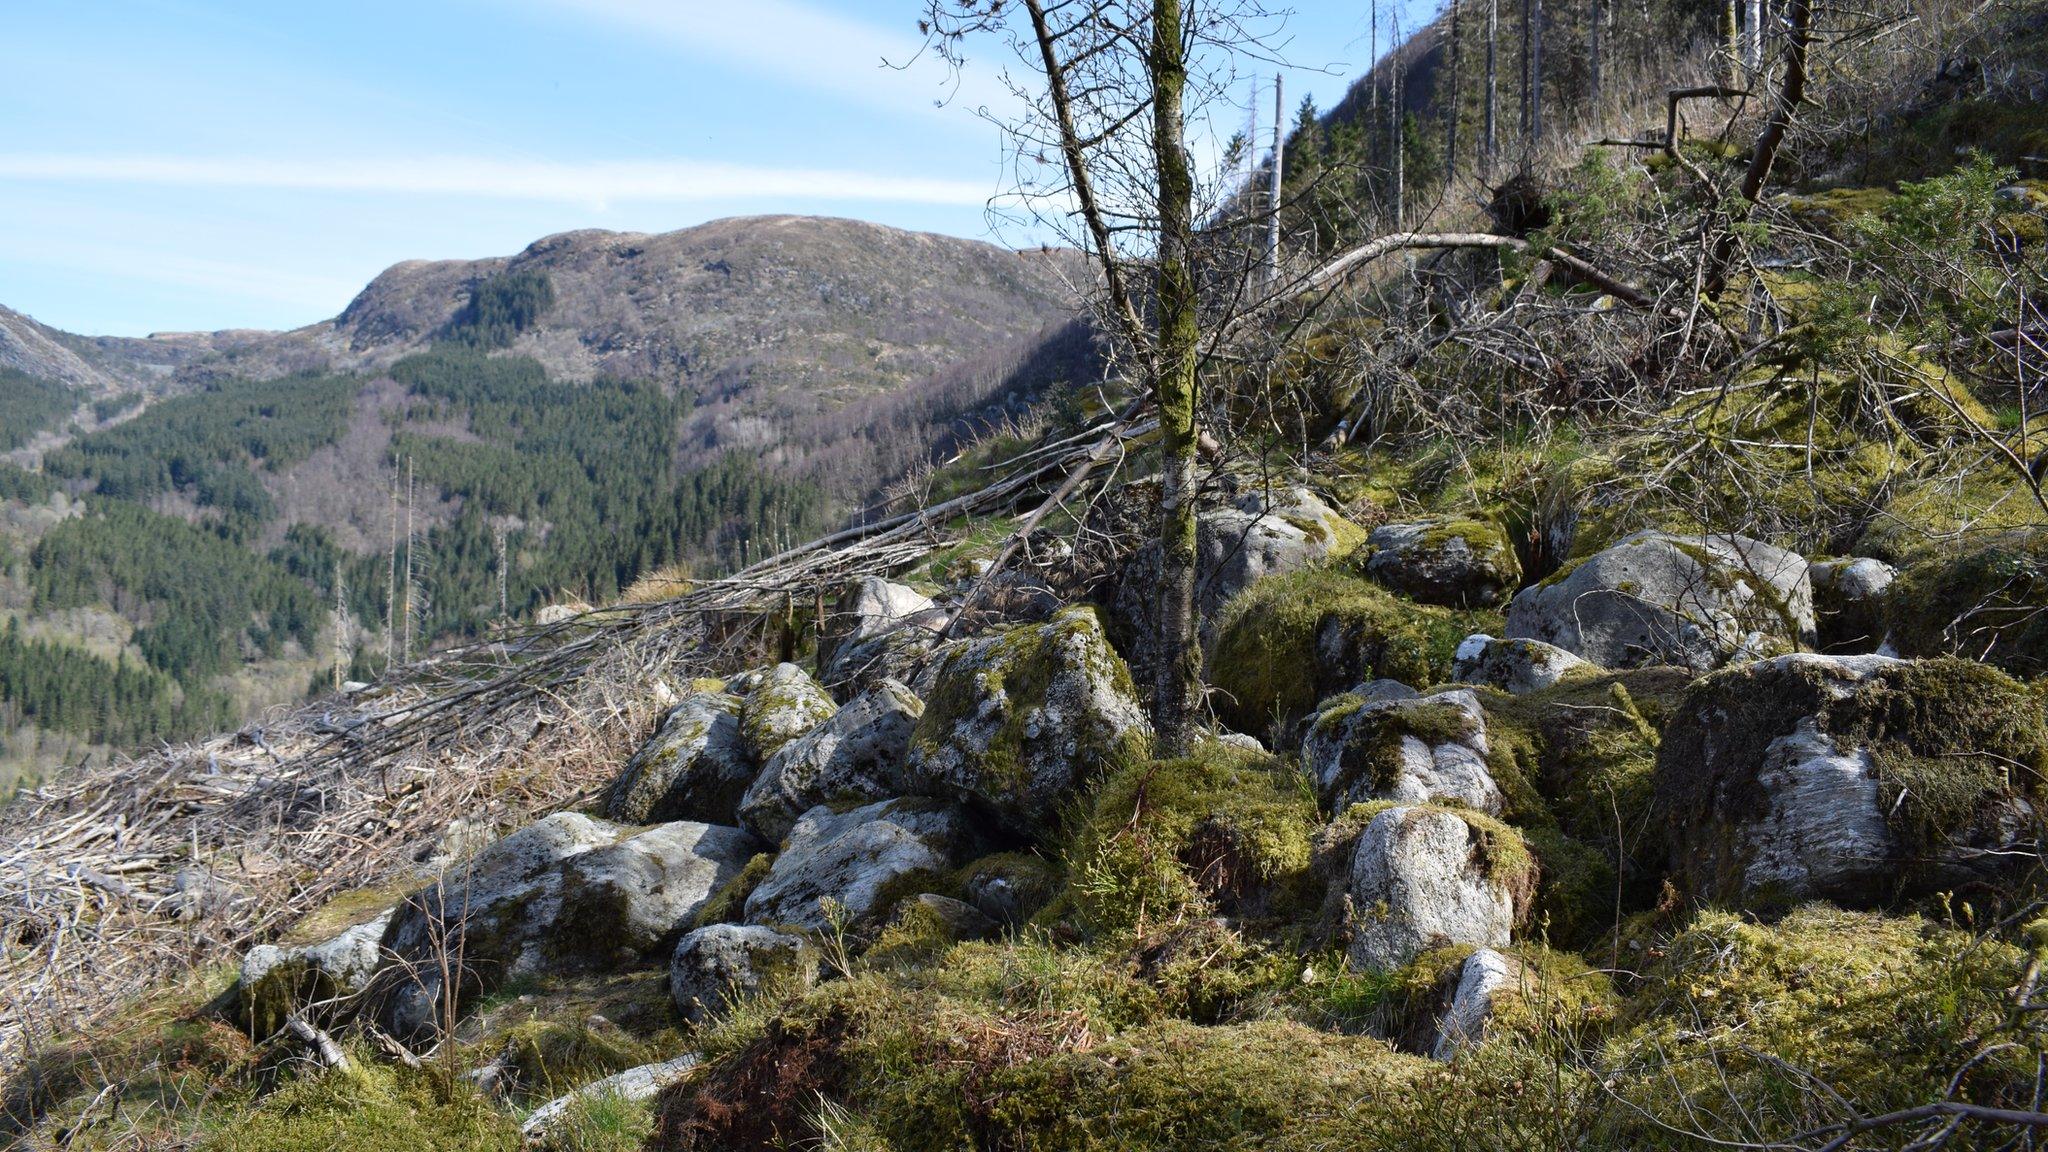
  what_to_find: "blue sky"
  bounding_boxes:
[1,1,1425,336]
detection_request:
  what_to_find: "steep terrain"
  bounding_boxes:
[4,0,2048,1149]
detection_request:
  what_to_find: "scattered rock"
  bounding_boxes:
[237,911,392,1037]
[1504,531,1815,671]
[1429,948,1522,1060]
[1809,557,1896,653]
[899,892,999,942]
[668,923,819,1023]
[1452,633,1592,694]
[1364,518,1522,608]
[738,663,839,763]
[744,799,981,931]
[374,813,752,1040]
[1213,731,1266,753]
[1344,805,1534,972]
[1304,689,1501,814]
[521,1054,703,1141]
[1656,653,2048,907]
[820,578,945,695]
[903,607,1152,838]
[737,679,923,842]
[957,852,1061,927]
[605,690,751,825]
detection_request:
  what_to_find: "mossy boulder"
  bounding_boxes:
[1302,687,1504,816]
[1208,568,1496,740]
[604,689,750,825]
[819,577,944,697]
[1451,633,1593,694]
[1341,804,1538,972]
[743,798,983,931]
[668,923,819,1023]
[1808,556,1897,653]
[1654,653,2048,907]
[1388,943,1618,1060]
[1605,905,2031,1146]
[737,678,923,842]
[955,851,1061,927]
[1504,531,1816,671]
[1885,528,2048,677]
[1363,517,1523,607]
[551,821,761,964]
[903,607,1152,840]
[738,663,838,764]
[1066,742,1321,936]
[236,910,391,1038]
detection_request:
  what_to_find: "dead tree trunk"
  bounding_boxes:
[1703,0,1811,300]
[1446,0,1462,181]
[1484,0,1499,172]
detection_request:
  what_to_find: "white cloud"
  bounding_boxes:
[0,153,992,208]
[517,0,1015,120]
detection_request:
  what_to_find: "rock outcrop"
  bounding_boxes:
[903,607,1151,838]
[1344,805,1534,972]
[236,912,392,1037]
[737,679,924,842]
[819,578,944,696]
[744,799,981,931]
[1364,518,1522,608]
[1303,689,1502,815]
[1452,634,1592,694]
[1655,653,2047,906]
[1504,531,1815,671]
[605,689,751,825]
[739,663,839,764]
[1808,557,1896,653]
[668,923,819,1022]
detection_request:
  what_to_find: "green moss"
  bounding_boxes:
[953,851,1062,924]
[1065,744,1321,938]
[1524,828,1618,950]
[1378,943,1619,1054]
[1357,516,1523,607]
[693,852,775,928]
[1655,656,2048,903]
[530,1090,657,1152]
[199,1058,522,1152]
[1209,568,1498,738]
[1885,528,2048,677]
[496,1019,658,1099]
[1604,905,2031,1147]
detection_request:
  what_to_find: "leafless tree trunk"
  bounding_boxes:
[1390,15,1406,229]
[1485,0,1499,172]
[1704,0,1812,298]
[1589,0,1603,115]
[1447,0,1463,181]
[1525,0,1545,142]
[1150,0,1201,755]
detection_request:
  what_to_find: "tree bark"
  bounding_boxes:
[1484,0,1499,173]
[1528,0,1545,142]
[1390,15,1405,229]
[1703,0,1811,299]
[1446,1,1462,182]
[1150,0,1202,756]
[1589,0,1602,115]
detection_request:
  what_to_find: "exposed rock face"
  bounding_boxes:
[820,578,944,696]
[1504,531,1815,671]
[1429,948,1522,1060]
[744,799,980,931]
[605,690,751,825]
[739,664,839,765]
[1809,558,1896,653]
[374,813,753,1040]
[1345,806,1531,972]
[1304,688,1501,815]
[668,923,819,1023]
[737,679,924,842]
[1453,634,1592,694]
[1365,518,1522,608]
[553,822,761,963]
[903,607,1151,838]
[1115,485,1362,666]
[1655,653,2047,907]
[236,911,392,1037]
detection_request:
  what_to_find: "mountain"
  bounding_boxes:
[0,216,1095,791]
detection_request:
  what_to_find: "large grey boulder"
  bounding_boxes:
[744,799,980,931]
[1504,531,1815,671]
[1452,633,1592,695]
[604,690,751,825]
[1304,689,1502,815]
[374,813,753,1040]
[1345,805,1533,972]
[1808,557,1896,653]
[902,607,1151,839]
[237,910,392,1036]
[668,923,818,1022]
[1116,485,1360,659]
[738,663,838,764]
[1655,652,2046,907]
[820,578,945,695]
[1365,518,1522,608]
[737,679,924,842]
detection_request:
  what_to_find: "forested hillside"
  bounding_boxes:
[0,220,1094,791]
